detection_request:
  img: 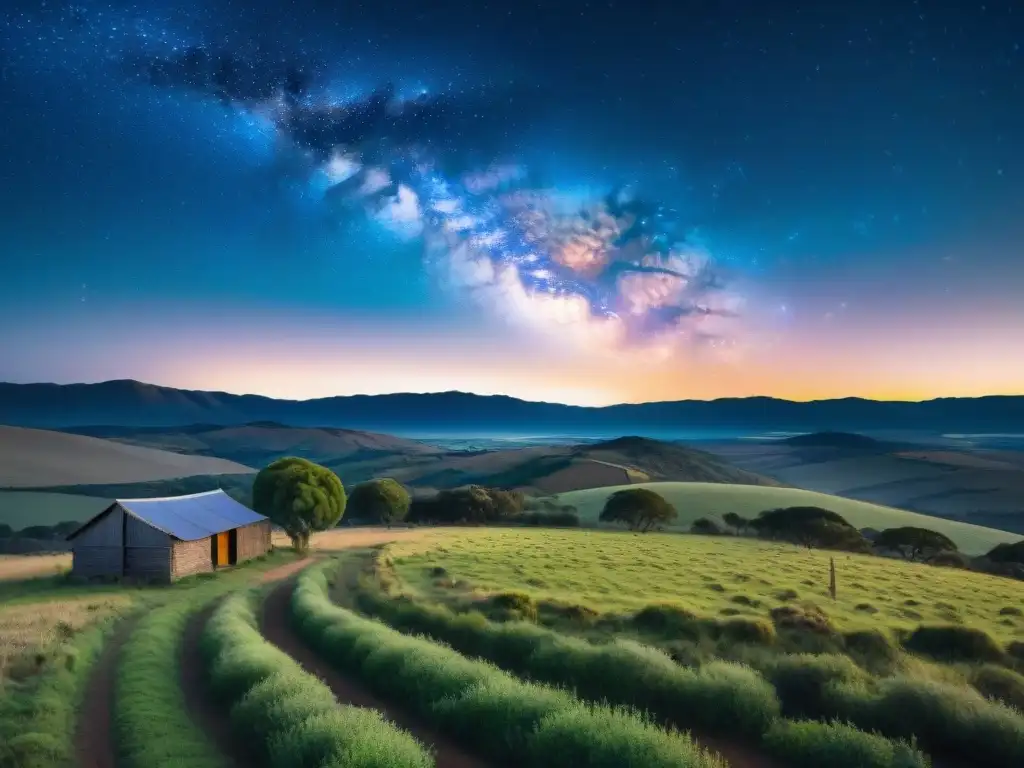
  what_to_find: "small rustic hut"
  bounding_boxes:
[66,489,271,582]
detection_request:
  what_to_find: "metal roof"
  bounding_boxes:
[113,489,266,541]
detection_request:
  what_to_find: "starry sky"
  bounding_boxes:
[0,0,1021,406]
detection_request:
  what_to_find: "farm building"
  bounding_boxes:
[66,489,271,582]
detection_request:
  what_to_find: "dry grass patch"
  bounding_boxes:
[0,554,71,582]
[0,595,129,681]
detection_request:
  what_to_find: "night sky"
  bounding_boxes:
[1,0,1021,406]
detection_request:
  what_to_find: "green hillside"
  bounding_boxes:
[550,481,1022,555]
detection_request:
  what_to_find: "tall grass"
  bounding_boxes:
[115,601,226,768]
[350,567,928,768]
[0,617,117,768]
[762,652,1024,767]
[295,561,746,768]
[201,590,434,768]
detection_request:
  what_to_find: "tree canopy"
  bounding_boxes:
[873,526,958,561]
[407,485,527,525]
[986,540,1024,564]
[750,506,867,551]
[252,456,346,551]
[347,478,411,526]
[723,512,750,533]
[599,488,678,532]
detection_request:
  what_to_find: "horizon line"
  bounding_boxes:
[2,377,1022,409]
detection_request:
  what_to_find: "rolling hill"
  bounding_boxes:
[0,425,254,488]
[550,481,1023,555]
[326,435,781,495]
[706,432,1024,534]
[65,421,442,467]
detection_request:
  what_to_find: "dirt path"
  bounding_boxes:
[73,615,138,768]
[175,557,318,767]
[260,575,493,768]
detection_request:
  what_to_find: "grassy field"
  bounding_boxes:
[0,491,110,530]
[386,528,1024,642]
[548,481,1022,554]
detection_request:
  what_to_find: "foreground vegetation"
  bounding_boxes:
[203,590,433,767]
[0,550,298,768]
[373,528,1024,766]
[293,561,731,767]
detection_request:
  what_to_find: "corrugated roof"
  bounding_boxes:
[115,489,266,541]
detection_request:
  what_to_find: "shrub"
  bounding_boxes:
[716,617,776,645]
[116,604,224,768]
[969,664,1024,711]
[765,654,869,719]
[903,624,1006,664]
[770,603,835,635]
[632,603,698,634]
[292,562,727,767]
[829,675,1024,767]
[346,478,411,525]
[489,591,538,622]
[843,629,899,668]
[202,591,432,768]
[763,719,928,768]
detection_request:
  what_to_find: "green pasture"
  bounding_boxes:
[387,528,1024,642]
[547,481,1022,555]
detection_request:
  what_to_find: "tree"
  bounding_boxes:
[723,512,750,534]
[874,527,958,561]
[985,540,1024,564]
[750,506,866,551]
[347,478,411,527]
[252,456,346,552]
[599,488,678,532]
[691,517,723,535]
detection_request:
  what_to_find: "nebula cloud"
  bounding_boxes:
[127,45,744,358]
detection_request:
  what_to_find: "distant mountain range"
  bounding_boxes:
[1,379,1022,433]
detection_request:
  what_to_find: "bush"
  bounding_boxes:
[116,603,224,768]
[770,603,835,635]
[346,478,411,525]
[292,562,726,767]
[829,675,1024,767]
[903,624,1006,664]
[969,664,1024,711]
[765,654,870,719]
[632,603,699,634]
[763,719,928,768]
[202,591,432,768]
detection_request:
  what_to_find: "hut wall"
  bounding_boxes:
[236,520,272,562]
[71,504,124,578]
[124,513,172,581]
[171,536,214,580]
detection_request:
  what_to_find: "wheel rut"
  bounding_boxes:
[73,614,137,768]
[260,574,494,768]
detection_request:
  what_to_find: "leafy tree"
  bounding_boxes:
[691,517,723,535]
[985,540,1024,564]
[18,525,56,540]
[347,478,411,527]
[599,488,678,532]
[252,456,346,552]
[750,506,866,551]
[723,512,750,534]
[0,524,12,538]
[874,526,958,561]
